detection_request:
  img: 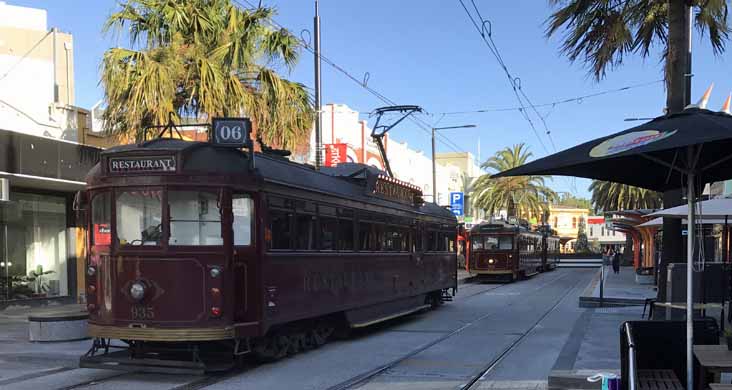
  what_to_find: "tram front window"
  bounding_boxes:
[169,191,222,246]
[485,236,513,250]
[116,190,163,246]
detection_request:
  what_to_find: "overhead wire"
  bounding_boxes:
[460,0,586,193]
[456,0,549,154]
[435,79,664,115]
[235,0,465,154]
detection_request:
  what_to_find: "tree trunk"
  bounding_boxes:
[657,0,690,308]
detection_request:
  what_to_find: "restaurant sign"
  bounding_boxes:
[108,156,176,174]
[372,175,422,206]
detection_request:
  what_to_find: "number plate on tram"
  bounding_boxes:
[212,117,251,147]
[130,305,155,320]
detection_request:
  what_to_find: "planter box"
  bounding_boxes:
[635,273,655,285]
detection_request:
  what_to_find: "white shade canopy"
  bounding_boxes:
[637,216,728,228]
[648,197,732,219]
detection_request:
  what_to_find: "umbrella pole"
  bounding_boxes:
[686,170,695,390]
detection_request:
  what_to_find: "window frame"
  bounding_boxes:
[232,192,255,247]
[167,189,224,248]
[114,187,166,249]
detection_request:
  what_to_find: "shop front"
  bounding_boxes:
[0,128,100,306]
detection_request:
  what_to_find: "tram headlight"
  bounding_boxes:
[87,266,96,277]
[488,258,495,264]
[130,281,146,301]
[210,267,222,278]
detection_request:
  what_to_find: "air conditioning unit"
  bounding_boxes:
[0,178,8,202]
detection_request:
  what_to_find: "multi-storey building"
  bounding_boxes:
[0,2,100,305]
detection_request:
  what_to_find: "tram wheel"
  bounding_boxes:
[252,334,289,362]
[313,322,334,346]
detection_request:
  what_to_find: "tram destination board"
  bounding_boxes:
[212,117,251,147]
[108,155,176,174]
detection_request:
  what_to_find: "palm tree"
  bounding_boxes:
[101,0,313,150]
[473,144,557,220]
[459,173,476,218]
[545,0,730,112]
[589,180,663,213]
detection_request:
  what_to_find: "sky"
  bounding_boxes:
[12,0,732,198]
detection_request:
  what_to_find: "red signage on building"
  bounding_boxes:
[324,143,347,167]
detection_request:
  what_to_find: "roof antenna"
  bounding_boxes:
[369,105,422,177]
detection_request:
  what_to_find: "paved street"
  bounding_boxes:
[0,268,610,390]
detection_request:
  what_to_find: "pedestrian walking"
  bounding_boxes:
[611,246,620,274]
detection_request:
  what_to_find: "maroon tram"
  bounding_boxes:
[467,220,558,282]
[79,135,457,372]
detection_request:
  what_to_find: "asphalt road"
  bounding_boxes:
[1,268,595,390]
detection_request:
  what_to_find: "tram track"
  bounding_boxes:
[47,272,573,390]
[323,271,574,390]
[459,272,585,390]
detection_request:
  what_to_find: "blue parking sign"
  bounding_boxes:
[449,192,464,216]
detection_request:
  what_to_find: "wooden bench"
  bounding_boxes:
[636,369,683,390]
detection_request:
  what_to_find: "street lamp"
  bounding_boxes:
[432,124,476,204]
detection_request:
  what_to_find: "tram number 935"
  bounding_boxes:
[130,305,155,320]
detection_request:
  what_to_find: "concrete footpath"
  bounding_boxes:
[578,265,656,308]
[549,266,658,389]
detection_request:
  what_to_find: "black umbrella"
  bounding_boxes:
[493,107,732,390]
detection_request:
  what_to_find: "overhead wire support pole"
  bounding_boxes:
[314,0,323,170]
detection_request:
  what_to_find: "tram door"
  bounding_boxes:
[231,193,257,322]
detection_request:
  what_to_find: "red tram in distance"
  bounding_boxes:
[79,129,457,373]
[467,220,559,282]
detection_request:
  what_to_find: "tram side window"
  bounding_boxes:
[269,209,292,250]
[384,226,407,252]
[359,219,382,251]
[168,191,222,246]
[447,234,455,252]
[295,201,316,250]
[116,190,163,246]
[91,192,111,246]
[232,194,253,246]
[338,209,355,251]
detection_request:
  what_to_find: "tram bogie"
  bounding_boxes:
[79,137,457,373]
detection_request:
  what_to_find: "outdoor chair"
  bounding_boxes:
[620,318,719,390]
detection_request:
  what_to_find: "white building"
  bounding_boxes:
[0,2,100,304]
[308,103,474,208]
[587,216,626,246]
[0,1,89,141]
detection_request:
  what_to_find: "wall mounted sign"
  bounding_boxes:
[589,129,677,158]
[108,156,176,174]
[324,143,347,167]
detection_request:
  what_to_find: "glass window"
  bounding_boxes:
[233,194,253,246]
[385,227,406,252]
[484,235,513,250]
[472,236,484,250]
[359,221,381,251]
[338,209,354,251]
[320,216,338,250]
[168,191,222,246]
[116,190,163,246]
[2,192,68,300]
[270,209,292,250]
[295,213,315,250]
[91,192,111,246]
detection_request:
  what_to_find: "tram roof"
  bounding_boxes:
[90,139,455,220]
